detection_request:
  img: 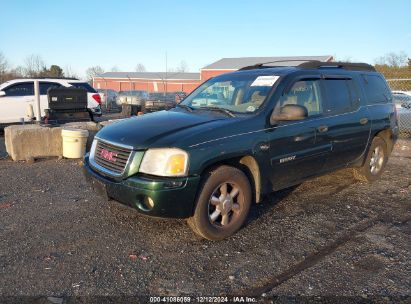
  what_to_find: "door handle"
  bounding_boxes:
[317,125,328,133]
[359,117,369,125]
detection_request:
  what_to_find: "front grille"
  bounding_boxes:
[93,140,132,175]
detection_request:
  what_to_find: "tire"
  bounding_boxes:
[187,165,252,240]
[353,136,388,182]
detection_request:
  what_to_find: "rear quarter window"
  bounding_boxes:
[362,74,391,105]
[40,82,62,95]
[69,82,97,93]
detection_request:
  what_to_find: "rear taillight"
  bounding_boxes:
[92,94,102,104]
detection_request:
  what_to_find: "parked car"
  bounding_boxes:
[393,93,411,132]
[142,92,176,113]
[97,89,118,108]
[116,90,149,110]
[0,78,102,124]
[84,61,398,240]
[391,90,411,97]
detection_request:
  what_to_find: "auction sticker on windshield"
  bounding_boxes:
[251,75,280,87]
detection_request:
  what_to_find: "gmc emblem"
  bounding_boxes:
[100,148,118,162]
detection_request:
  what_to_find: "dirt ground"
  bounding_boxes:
[0,131,410,303]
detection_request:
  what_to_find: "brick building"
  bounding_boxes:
[93,55,333,93]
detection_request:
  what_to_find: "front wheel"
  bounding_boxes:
[353,136,388,182]
[187,165,252,240]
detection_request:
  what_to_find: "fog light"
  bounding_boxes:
[135,196,155,211]
[147,197,155,209]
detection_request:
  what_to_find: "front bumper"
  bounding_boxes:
[83,155,201,218]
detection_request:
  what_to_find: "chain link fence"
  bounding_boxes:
[387,79,411,138]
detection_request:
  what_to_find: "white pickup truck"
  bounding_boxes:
[0,78,102,124]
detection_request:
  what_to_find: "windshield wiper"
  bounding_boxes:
[177,104,193,112]
[199,106,236,117]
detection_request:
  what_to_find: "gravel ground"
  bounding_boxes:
[0,133,410,303]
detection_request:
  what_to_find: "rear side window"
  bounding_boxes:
[362,74,391,104]
[323,79,356,114]
[40,82,61,95]
[69,82,97,93]
[4,82,34,96]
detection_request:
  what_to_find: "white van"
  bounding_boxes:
[0,78,102,124]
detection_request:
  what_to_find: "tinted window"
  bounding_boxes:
[278,80,323,117]
[40,82,61,95]
[4,82,34,96]
[69,82,97,93]
[323,79,353,114]
[362,74,391,104]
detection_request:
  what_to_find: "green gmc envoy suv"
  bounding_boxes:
[84,61,399,240]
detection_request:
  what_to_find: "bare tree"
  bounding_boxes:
[135,63,146,72]
[85,66,105,82]
[111,66,120,72]
[0,52,9,83]
[375,51,408,67]
[176,60,189,72]
[64,65,79,79]
[24,54,46,77]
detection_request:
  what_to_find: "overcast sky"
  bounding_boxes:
[1,0,410,78]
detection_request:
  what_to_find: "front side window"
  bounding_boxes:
[277,80,323,117]
[182,74,279,114]
[4,82,34,97]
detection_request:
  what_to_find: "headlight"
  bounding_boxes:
[139,148,189,177]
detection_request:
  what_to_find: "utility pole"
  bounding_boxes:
[165,51,168,95]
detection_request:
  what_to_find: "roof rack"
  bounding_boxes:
[298,61,376,72]
[239,59,319,71]
[239,60,376,72]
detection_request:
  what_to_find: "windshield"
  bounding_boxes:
[182,74,279,113]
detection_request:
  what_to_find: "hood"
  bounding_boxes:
[96,110,226,149]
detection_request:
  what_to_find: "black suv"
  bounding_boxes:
[84,61,399,240]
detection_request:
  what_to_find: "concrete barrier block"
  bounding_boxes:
[5,125,63,161]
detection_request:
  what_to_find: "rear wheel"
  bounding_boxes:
[187,165,252,240]
[353,136,388,182]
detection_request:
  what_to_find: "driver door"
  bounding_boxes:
[267,78,332,190]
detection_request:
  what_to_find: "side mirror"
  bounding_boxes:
[270,104,308,124]
[0,91,5,97]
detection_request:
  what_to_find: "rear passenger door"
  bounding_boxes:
[320,75,371,169]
